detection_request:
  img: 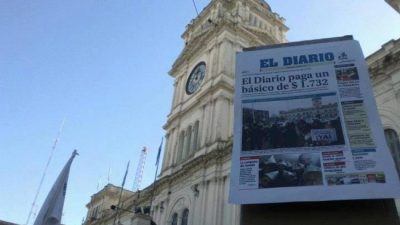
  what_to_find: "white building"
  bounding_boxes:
[83,1,287,225]
[368,38,400,174]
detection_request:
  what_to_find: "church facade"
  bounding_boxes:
[83,1,400,225]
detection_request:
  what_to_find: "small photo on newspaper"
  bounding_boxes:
[335,67,359,81]
[259,153,323,188]
[242,93,345,151]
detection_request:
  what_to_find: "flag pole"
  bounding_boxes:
[113,161,130,225]
[149,138,163,213]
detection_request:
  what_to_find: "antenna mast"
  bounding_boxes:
[132,147,147,191]
[25,119,65,225]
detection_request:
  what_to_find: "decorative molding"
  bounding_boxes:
[369,51,400,78]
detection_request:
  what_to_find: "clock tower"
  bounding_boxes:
[153,1,288,224]
[160,0,287,175]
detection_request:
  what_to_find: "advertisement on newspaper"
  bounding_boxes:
[229,37,400,204]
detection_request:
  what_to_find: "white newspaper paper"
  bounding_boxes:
[229,37,400,204]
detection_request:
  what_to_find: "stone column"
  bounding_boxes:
[218,41,231,75]
[172,80,178,109]
[215,177,225,225]
[169,128,178,166]
[203,102,213,146]
[207,178,218,225]
[199,180,209,225]
[161,133,169,171]
[212,96,230,141]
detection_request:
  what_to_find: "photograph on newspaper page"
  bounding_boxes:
[229,37,400,204]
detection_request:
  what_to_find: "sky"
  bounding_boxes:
[0,1,399,225]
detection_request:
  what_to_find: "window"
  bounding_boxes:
[385,129,400,174]
[192,121,199,152]
[176,121,200,163]
[171,213,178,225]
[185,126,192,159]
[177,131,185,162]
[181,209,189,225]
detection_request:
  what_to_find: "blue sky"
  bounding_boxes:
[0,1,399,225]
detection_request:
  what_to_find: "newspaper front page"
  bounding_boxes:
[229,37,400,204]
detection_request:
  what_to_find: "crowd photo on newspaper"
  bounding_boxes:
[242,94,345,151]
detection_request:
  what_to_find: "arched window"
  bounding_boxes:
[181,209,189,225]
[171,213,178,225]
[384,129,400,174]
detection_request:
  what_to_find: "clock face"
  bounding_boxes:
[186,62,206,95]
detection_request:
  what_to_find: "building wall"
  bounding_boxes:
[368,38,400,165]
[368,37,400,214]
[83,184,134,224]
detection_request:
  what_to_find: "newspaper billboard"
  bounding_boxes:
[229,36,400,204]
